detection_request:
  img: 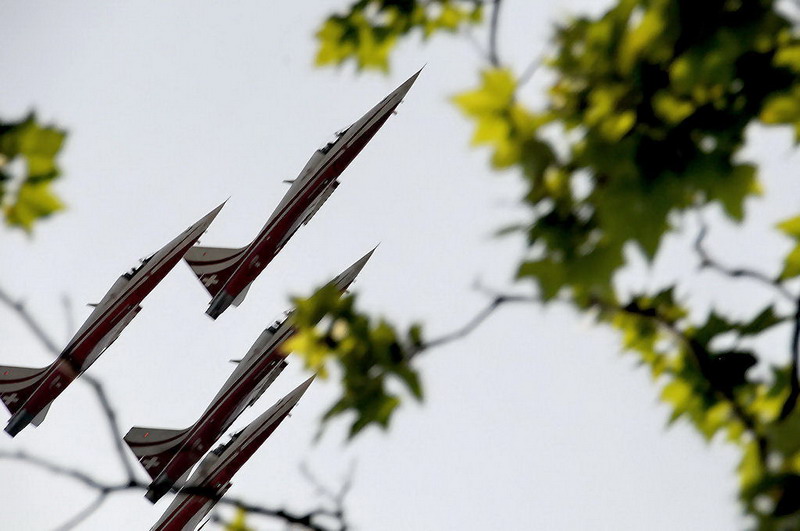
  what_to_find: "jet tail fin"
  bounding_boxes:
[0,365,49,416]
[184,246,247,298]
[124,426,191,480]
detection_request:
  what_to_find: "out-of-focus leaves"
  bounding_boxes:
[315,0,482,72]
[778,215,800,279]
[315,0,800,522]
[0,113,67,232]
[224,508,254,531]
[287,283,424,439]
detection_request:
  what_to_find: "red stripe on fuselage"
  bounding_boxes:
[13,229,202,421]
[216,97,399,302]
[151,325,296,485]
[156,410,290,529]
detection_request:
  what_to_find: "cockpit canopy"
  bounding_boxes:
[212,430,243,456]
[266,310,293,333]
[123,255,153,279]
[318,126,350,154]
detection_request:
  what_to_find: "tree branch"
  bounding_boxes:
[693,219,794,302]
[53,492,108,531]
[414,291,536,355]
[0,286,61,355]
[487,0,503,67]
[0,449,348,531]
[779,294,800,420]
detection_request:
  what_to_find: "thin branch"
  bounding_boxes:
[61,294,75,345]
[414,292,536,355]
[779,295,800,420]
[0,286,60,355]
[693,219,794,302]
[0,450,113,492]
[81,374,137,481]
[487,0,503,67]
[461,24,490,63]
[52,492,108,531]
[517,53,544,88]
[0,285,136,480]
[0,449,346,531]
[300,461,355,510]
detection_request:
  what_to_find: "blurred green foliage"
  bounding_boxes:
[316,0,483,71]
[287,283,423,439]
[223,508,254,531]
[303,0,800,524]
[0,113,66,232]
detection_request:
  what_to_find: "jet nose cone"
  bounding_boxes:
[391,67,424,100]
[194,200,227,232]
[331,246,377,291]
[290,375,316,401]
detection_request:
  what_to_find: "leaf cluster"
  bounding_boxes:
[287,283,424,438]
[315,0,483,71]
[0,113,66,232]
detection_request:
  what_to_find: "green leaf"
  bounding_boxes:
[778,215,800,239]
[780,244,800,280]
[4,181,64,232]
[0,114,67,232]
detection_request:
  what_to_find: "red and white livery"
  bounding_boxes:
[125,249,374,503]
[185,70,420,319]
[150,377,314,531]
[0,203,225,437]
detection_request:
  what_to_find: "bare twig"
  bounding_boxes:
[53,493,108,531]
[0,287,60,355]
[517,53,544,88]
[779,295,800,420]
[416,292,536,355]
[61,294,75,345]
[693,220,794,302]
[81,374,137,481]
[300,461,355,509]
[0,450,347,531]
[488,0,503,67]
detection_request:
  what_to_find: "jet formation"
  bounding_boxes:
[184,69,421,319]
[2,70,420,530]
[149,377,314,531]
[125,250,373,503]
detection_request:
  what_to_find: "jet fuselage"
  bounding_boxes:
[204,73,417,318]
[3,205,223,436]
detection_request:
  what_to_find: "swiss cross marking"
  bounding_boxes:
[202,274,219,288]
[142,456,161,469]
[2,393,19,406]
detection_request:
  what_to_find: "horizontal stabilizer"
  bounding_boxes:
[0,365,49,416]
[184,246,247,298]
[124,426,191,480]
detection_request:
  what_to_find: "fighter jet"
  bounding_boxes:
[184,69,420,319]
[149,377,314,531]
[0,203,225,437]
[125,248,374,503]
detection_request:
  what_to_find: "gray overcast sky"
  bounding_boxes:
[3,1,798,529]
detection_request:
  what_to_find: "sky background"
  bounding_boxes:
[2,1,799,529]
